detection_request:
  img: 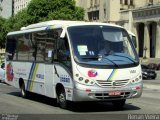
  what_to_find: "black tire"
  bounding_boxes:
[52,98,58,107]
[57,88,68,109]
[151,77,156,79]
[112,99,126,109]
[20,82,28,98]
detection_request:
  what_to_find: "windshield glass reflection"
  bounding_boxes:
[68,25,138,66]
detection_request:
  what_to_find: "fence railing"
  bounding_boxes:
[0,48,5,63]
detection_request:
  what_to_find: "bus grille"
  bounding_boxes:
[94,92,131,100]
[96,79,129,87]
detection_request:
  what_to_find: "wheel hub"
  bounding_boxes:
[59,93,65,103]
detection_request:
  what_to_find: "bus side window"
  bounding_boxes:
[17,34,31,61]
[57,37,70,60]
[31,32,49,62]
[29,33,36,61]
[45,30,56,63]
[57,36,71,68]
[6,36,17,60]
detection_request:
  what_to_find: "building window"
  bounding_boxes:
[95,0,97,5]
[130,0,133,5]
[90,0,93,7]
[120,0,123,4]
[124,0,128,5]
[104,8,106,18]
[149,0,153,4]
[88,10,99,21]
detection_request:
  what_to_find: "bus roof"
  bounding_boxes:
[7,20,124,36]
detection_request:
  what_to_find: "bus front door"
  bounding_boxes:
[45,64,55,98]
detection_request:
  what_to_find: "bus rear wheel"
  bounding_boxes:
[20,82,28,98]
[112,99,126,109]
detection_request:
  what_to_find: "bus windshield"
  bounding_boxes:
[68,25,138,66]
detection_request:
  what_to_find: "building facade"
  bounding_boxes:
[76,0,121,23]
[13,0,31,15]
[120,0,160,58]
[1,0,160,59]
[0,0,13,18]
[77,0,160,59]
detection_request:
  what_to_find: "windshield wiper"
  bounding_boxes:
[81,56,98,60]
[105,53,137,64]
[98,55,119,68]
[81,56,119,68]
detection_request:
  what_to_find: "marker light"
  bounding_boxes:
[131,75,142,84]
[75,74,79,77]
[76,76,95,86]
[79,77,83,81]
[91,81,94,84]
[135,78,139,82]
[85,79,89,83]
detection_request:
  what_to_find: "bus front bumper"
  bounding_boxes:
[72,83,143,102]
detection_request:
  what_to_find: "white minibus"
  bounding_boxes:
[5,20,142,109]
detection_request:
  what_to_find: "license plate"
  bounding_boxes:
[109,91,121,96]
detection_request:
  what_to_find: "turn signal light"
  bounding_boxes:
[85,79,89,83]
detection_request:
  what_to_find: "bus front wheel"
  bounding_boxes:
[57,87,67,109]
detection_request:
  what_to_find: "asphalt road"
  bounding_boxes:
[0,82,160,120]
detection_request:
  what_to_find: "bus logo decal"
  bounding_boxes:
[27,63,39,91]
[60,75,70,83]
[130,70,136,74]
[112,81,117,86]
[107,69,118,81]
[6,62,14,81]
[88,70,98,77]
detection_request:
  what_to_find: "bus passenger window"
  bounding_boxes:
[17,35,30,61]
[57,37,71,67]
[45,30,57,63]
[45,39,55,63]
[6,36,17,60]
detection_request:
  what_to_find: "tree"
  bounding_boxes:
[27,0,84,22]
[0,17,6,48]
[0,0,84,48]
[12,9,32,31]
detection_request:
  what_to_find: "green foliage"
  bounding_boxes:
[0,0,84,48]
[0,17,7,48]
[12,9,31,30]
[47,6,84,20]
[27,0,84,22]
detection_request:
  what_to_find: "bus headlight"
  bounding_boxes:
[75,75,95,86]
[131,75,142,84]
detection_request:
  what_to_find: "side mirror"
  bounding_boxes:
[1,63,4,69]
[132,36,137,48]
